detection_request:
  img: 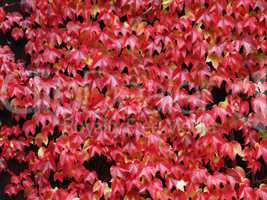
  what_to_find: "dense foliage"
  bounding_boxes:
[0,0,266,199]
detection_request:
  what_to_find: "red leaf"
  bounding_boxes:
[11,27,24,41]
[207,173,227,190]
[156,95,173,114]
[256,140,267,163]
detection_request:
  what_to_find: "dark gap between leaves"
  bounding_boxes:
[49,171,73,189]
[83,154,115,184]
[0,31,31,66]
[7,158,28,176]
[0,171,10,197]
[211,80,227,104]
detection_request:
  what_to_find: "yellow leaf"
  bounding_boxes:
[91,5,99,18]
[92,195,98,200]
[203,186,209,192]
[195,122,207,137]
[213,153,220,164]
[206,54,219,69]
[234,143,244,157]
[162,0,173,10]
[104,185,112,195]
[132,22,146,35]
[258,129,267,139]
[163,187,169,193]
[123,21,130,28]
[169,63,177,70]
[183,9,195,20]
[51,187,58,192]
[85,56,93,66]
[176,179,187,191]
[93,181,101,193]
[36,132,49,146]
[219,98,228,108]
[38,147,44,158]
[110,0,116,4]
